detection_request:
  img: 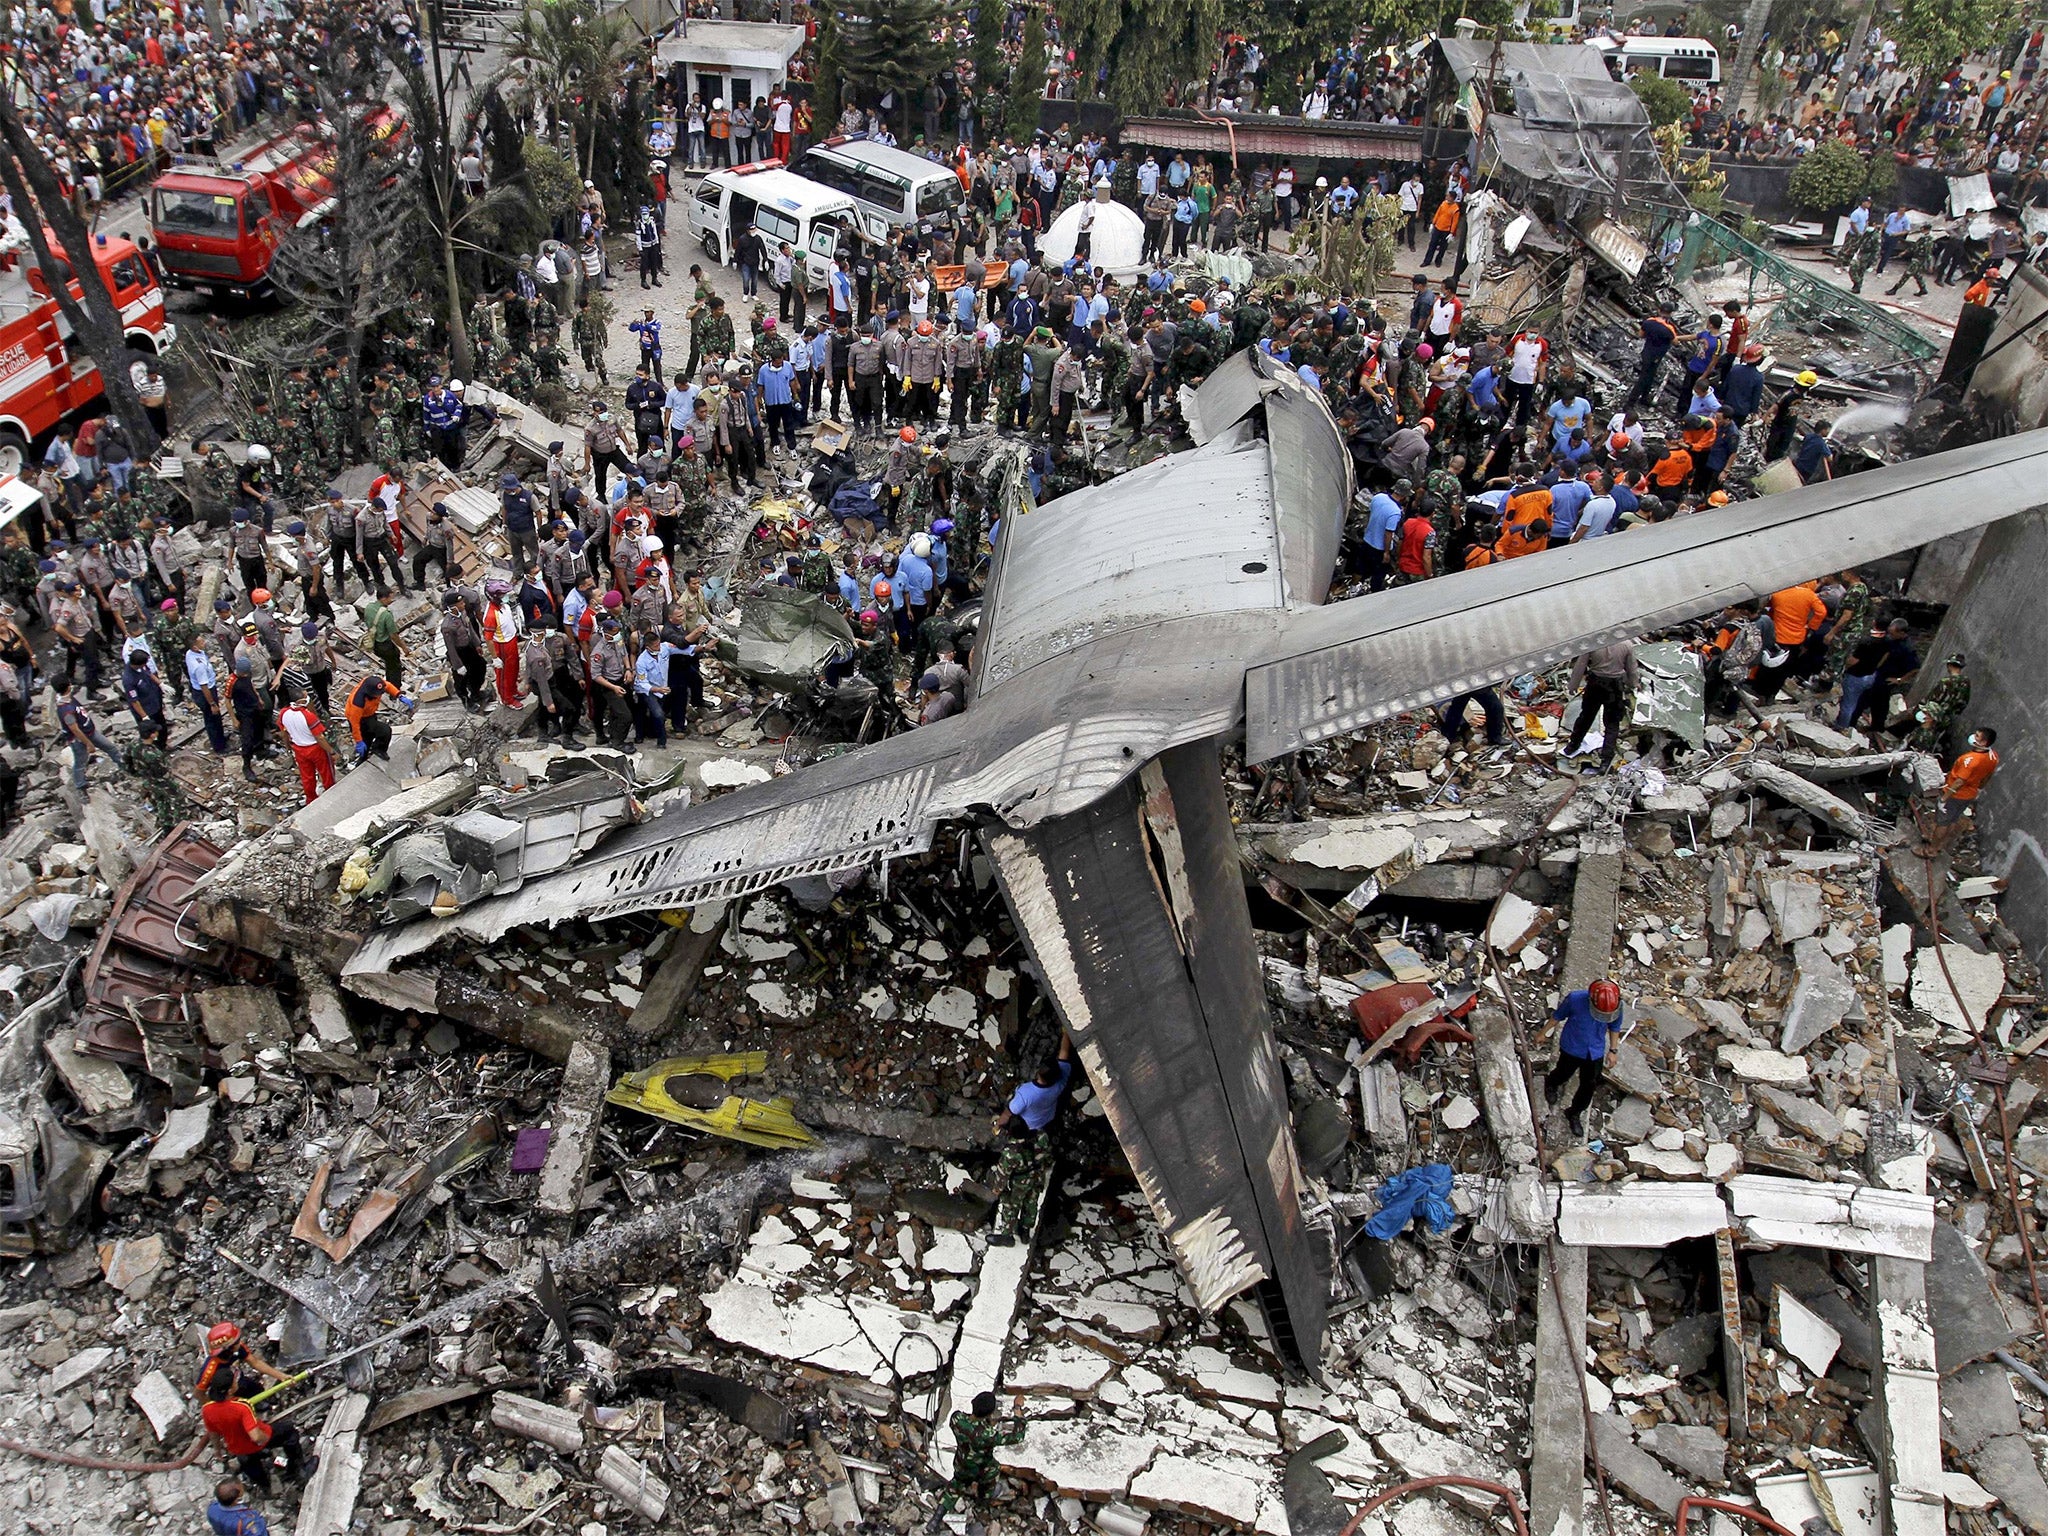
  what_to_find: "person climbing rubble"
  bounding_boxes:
[1544,978,1627,1136]
[939,1391,1027,1516]
[990,1032,1074,1245]
[201,1370,315,1496]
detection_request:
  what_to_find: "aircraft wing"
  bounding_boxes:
[1243,429,2048,764]
[344,712,978,976]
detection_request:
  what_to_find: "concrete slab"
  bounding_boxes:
[1561,852,1622,991]
[1927,1220,2021,1371]
[536,1039,610,1218]
[1531,1244,1588,1536]
[996,1419,1161,1501]
[1589,1415,1687,1515]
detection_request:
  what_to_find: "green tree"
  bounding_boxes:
[1787,136,1874,211]
[1062,0,1226,115]
[1629,69,1694,129]
[970,0,1006,129]
[508,0,633,179]
[1007,6,1047,141]
[835,0,950,141]
[1890,0,2014,75]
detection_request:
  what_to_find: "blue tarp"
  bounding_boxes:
[1363,1162,1456,1240]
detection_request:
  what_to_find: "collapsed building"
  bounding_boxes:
[1,350,2047,1536]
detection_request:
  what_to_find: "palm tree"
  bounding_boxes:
[507,0,631,181]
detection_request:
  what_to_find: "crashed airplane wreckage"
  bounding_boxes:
[324,350,2048,1370]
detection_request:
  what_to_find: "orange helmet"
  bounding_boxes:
[1188,298,1206,314]
[207,1322,242,1350]
[916,319,934,336]
[872,579,892,600]
[899,426,917,443]
[250,589,272,606]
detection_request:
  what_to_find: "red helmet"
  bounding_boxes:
[207,1322,242,1350]
[1589,980,1622,1018]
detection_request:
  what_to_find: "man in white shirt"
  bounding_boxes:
[1398,173,1425,250]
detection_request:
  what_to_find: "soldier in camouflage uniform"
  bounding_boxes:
[371,408,404,471]
[854,610,903,728]
[573,301,609,385]
[1886,231,1933,297]
[0,528,36,611]
[989,324,1026,431]
[692,297,736,376]
[798,535,835,595]
[531,292,561,350]
[1231,291,1270,357]
[535,339,569,386]
[1846,226,1880,294]
[151,599,198,704]
[1824,574,1872,677]
[399,379,426,460]
[1907,656,1972,753]
[672,444,713,537]
[942,1394,1026,1512]
[1424,457,1466,545]
[468,295,497,354]
[125,739,186,833]
[1095,323,1130,415]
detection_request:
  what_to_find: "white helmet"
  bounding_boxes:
[448,379,465,392]
[713,97,724,110]
[910,534,931,558]
[644,536,663,551]
[246,443,272,462]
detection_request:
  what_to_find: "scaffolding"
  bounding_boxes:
[1675,214,1940,368]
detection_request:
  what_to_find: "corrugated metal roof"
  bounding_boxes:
[1121,115,1426,164]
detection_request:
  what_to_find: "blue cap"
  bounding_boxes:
[301,620,319,638]
[501,472,520,488]
[326,486,342,499]
[286,520,306,535]
[36,559,54,573]
[232,509,248,522]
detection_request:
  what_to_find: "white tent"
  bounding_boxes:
[1040,195,1147,275]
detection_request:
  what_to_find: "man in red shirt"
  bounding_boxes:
[1394,507,1437,582]
[201,1372,314,1493]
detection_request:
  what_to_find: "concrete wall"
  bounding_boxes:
[1926,507,2048,969]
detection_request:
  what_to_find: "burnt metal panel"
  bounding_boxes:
[80,825,267,1066]
[1245,428,2048,763]
[986,735,1324,1367]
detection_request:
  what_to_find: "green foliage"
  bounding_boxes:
[1007,8,1046,141]
[1891,0,2015,75]
[508,0,632,173]
[1655,125,1727,217]
[1299,192,1401,297]
[1788,137,1875,212]
[1862,147,1897,200]
[1629,69,1694,129]
[1063,0,1227,115]
[835,0,950,139]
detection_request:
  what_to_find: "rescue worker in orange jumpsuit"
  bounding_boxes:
[343,675,413,762]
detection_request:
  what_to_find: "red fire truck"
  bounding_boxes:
[147,105,405,301]
[0,229,176,474]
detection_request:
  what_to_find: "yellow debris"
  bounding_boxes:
[605,1053,814,1150]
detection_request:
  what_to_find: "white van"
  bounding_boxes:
[1588,36,1724,90]
[795,137,965,241]
[684,163,859,289]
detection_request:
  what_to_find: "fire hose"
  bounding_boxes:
[0,1430,209,1474]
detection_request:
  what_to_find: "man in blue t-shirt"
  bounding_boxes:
[1545,978,1626,1132]
[991,1034,1075,1244]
